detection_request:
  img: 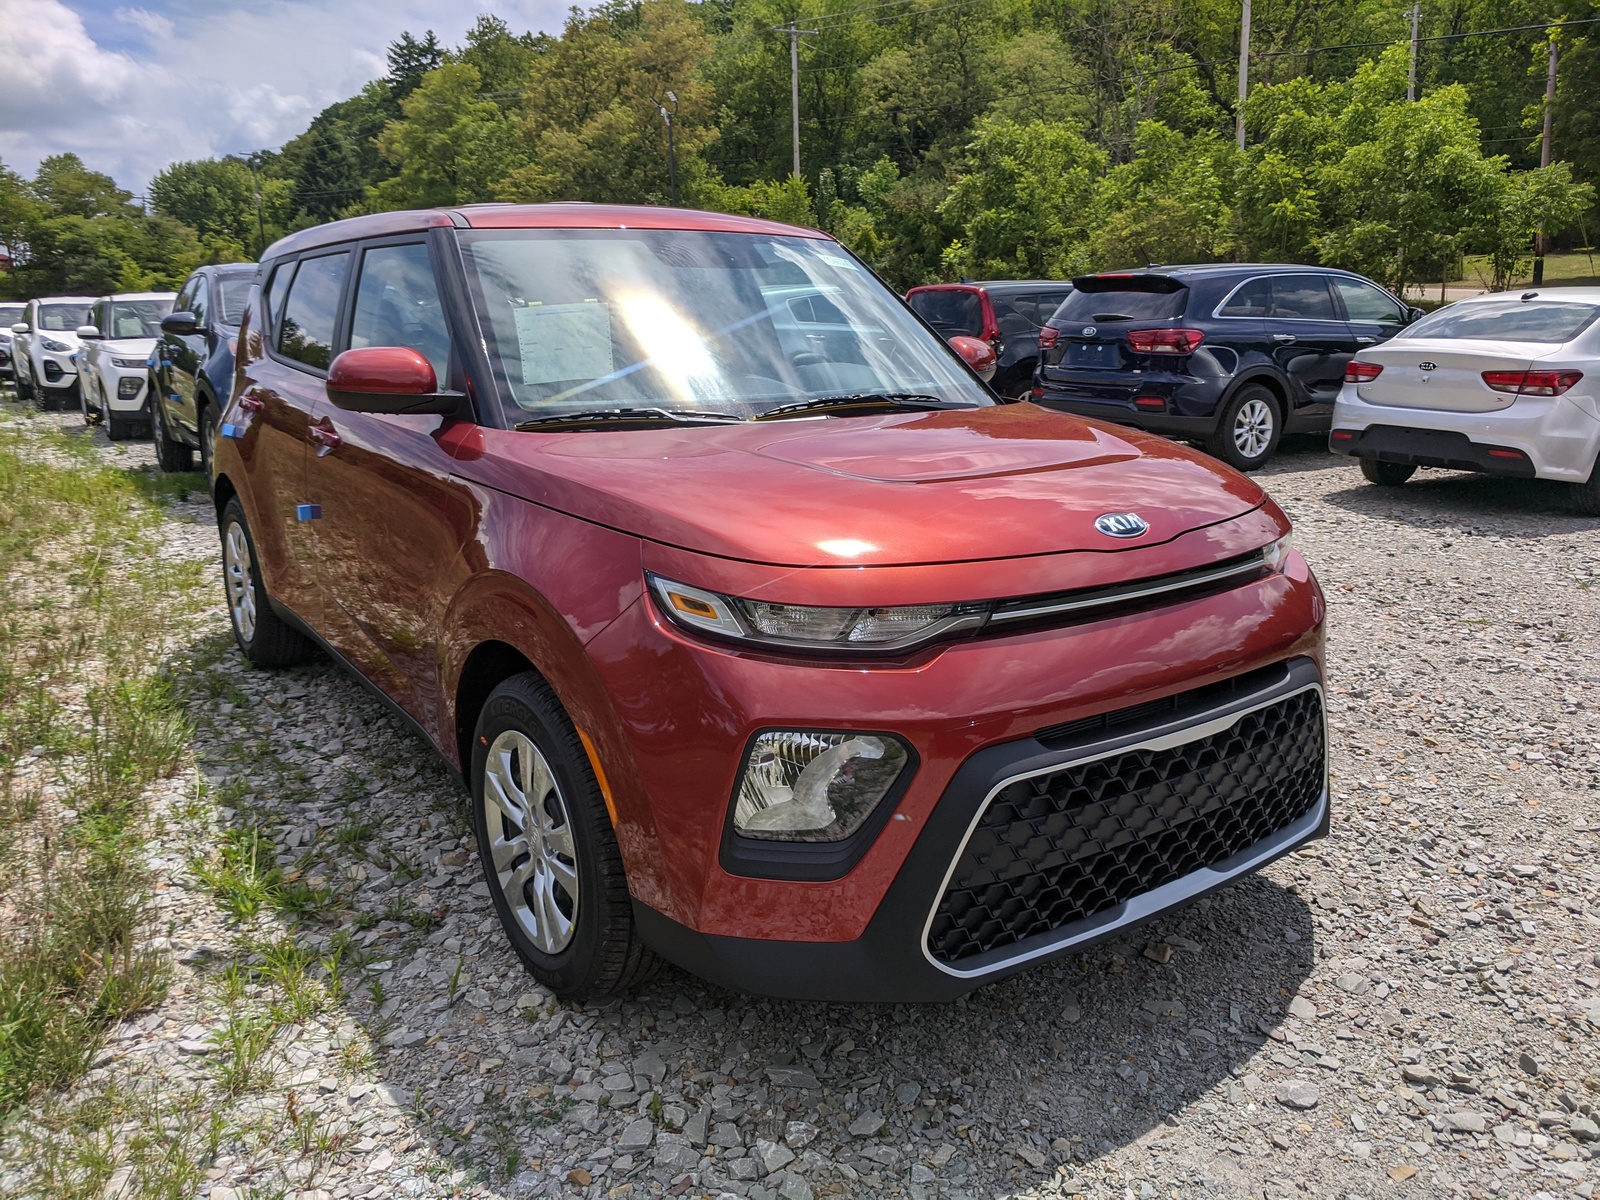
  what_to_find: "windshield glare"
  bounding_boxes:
[40,304,93,332]
[107,300,171,339]
[460,229,991,421]
[1405,299,1600,344]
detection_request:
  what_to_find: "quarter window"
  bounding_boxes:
[1269,276,1337,321]
[263,262,293,335]
[349,243,451,383]
[278,252,351,371]
[1332,278,1405,324]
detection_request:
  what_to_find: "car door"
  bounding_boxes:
[234,250,355,630]
[167,273,209,437]
[301,236,476,730]
[1266,274,1357,417]
[1330,276,1412,353]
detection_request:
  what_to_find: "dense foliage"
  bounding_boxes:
[1,0,1595,299]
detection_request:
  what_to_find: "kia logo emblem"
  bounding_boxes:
[1082,326,1097,337]
[1419,361,1437,371]
[1094,512,1149,538]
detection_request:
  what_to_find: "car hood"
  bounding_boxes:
[97,337,156,358]
[463,404,1266,567]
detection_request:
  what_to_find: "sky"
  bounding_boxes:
[0,0,570,197]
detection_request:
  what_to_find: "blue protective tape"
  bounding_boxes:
[295,504,322,522]
[220,423,244,439]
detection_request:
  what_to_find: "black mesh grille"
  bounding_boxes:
[928,687,1324,965]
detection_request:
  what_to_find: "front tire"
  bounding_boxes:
[152,397,194,472]
[1359,458,1416,486]
[472,674,657,1001]
[107,413,134,441]
[219,497,314,667]
[1207,384,1282,471]
[198,399,219,489]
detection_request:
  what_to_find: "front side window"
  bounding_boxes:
[278,252,350,371]
[908,289,984,337]
[262,262,292,335]
[1269,276,1337,320]
[216,273,255,326]
[189,276,211,328]
[1332,278,1405,324]
[459,229,990,420]
[107,300,170,339]
[349,243,451,384]
[38,303,92,332]
[1405,300,1600,344]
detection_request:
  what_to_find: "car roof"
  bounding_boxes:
[263,204,829,260]
[908,280,1073,291]
[1445,286,1600,304]
[1080,264,1366,280]
[198,263,258,277]
[36,296,98,304]
[101,291,176,301]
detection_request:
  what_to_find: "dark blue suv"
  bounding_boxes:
[1032,265,1421,469]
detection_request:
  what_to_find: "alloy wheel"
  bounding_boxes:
[481,730,579,954]
[1232,397,1274,460]
[223,520,257,642]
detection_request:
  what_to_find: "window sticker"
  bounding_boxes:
[512,301,613,385]
[818,254,858,270]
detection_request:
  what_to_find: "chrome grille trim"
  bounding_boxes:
[987,550,1266,626]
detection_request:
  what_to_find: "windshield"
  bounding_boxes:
[908,289,984,337]
[106,299,172,339]
[0,305,22,326]
[217,274,254,326]
[40,303,92,332]
[459,229,990,421]
[1406,299,1600,344]
[1052,285,1186,324]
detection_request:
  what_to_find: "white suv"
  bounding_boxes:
[76,292,175,439]
[0,302,23,385]
[11,296,96,411]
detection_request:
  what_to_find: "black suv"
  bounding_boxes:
[1032,265,1420,469]
[151,262,258,479]
[907,280,1074,401]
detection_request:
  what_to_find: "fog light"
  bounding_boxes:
[118,377,142,400]
[734,731,909,841]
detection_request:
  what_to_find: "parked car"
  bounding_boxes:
[1033,265,1421,469]
[150,263,257,476]
[906,280,1074,400]
[213,204,1327,1002]
[0,302,23,386]
[75,291,176,439]
[10,295,97,410]
[1331,287,1600,511]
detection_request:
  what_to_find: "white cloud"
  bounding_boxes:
[0,0,570,194]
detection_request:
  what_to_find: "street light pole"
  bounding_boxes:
[658,92,679,208]
[1235,0,1251,150]
[247,153,267,259]
[1533,35,1558,286]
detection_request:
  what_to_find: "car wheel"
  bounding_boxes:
[198,400,219,489]
[1208,384,1282,471]
[152,396,195,472]
[14,369,32,404]
[107,414,134,441]
[81,378,98,426]
[472,673,659,1001]
[1359,458,1416,487]
[220,497,314,667]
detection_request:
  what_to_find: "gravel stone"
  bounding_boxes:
[847,1110,886,1138]
[1275,1080,1320,1110]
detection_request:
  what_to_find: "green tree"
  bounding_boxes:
[371,64,528,208]
[149,157,289,256]
[1479,162,1594,290]
[1089,121,1235,267]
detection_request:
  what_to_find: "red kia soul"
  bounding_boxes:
[212,204,1327,1002]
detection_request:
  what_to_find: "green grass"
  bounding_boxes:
[1458,249,1600,290]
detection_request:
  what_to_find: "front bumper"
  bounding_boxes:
[103,367,151,414]
[635,656,1327,1000]
[1331,387,1600,482]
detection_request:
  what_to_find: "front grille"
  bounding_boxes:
[928,686,1324,966]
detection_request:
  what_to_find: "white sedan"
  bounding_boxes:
[74,292,175,440]
[1330,287,1600,511]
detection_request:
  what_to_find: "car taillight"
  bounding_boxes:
[1344,361,1383,383]
[1126,328,1204,354]
[1037,326,1060,350]
[1481,369,1582,397]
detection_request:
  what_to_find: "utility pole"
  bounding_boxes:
[247,153,267,259]
[1235,0,1251,150]
[782,21,818,178]
[1533,33,1558,285]
[1407,3,1421,101]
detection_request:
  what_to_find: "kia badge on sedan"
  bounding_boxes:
[211,204,1328,1001]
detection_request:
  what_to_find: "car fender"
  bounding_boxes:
[1221,363,1293,411]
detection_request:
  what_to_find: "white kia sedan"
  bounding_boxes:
[75,292,175,439]
[1330,288,1600,511]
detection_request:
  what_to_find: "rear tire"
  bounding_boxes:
[14,370,32,405]
[219,497,315,667]
[152,397,194,472]
[1571,458,1600,515]
[1359,458,1416,486]
[198,399,219,490]
[1207,384,1282,471]
[472,673,659,1002]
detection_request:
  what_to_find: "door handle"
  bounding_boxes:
[308,423,341,452]
[239,396,263,413]
[1355,336,1376,344]
[1273,334,1297,343]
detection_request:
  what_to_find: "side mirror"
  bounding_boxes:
[948,334,997,383]
[10,323,27,335]
[161,312,199,335]
[326,347,462,416]
[1405,306,1426,323]
[76,325,102,339]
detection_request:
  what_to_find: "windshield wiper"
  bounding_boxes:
[1091,313,1137,322]
[755,392,963,421]
[514,407,743,431]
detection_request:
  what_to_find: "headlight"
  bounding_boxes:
[41,338,72,353]
[1262,532,1293,572]
[112,357,147,368]
[734,731,910,840]
[648,574,987,653]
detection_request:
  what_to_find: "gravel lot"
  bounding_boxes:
[14,417,1600,1200]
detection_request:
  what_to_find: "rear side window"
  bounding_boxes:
[1218,278,1271,317]
[991,291,1073,333]
[1332,278,1405,324]
[278,251,350,371]
[1268,276,1337,320]
[1406,300,1600,344]
[1054,283,1186,324]
[909,290,984,337]
[350,243,451,383]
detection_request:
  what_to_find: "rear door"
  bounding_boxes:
[1264,274,1356,413]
